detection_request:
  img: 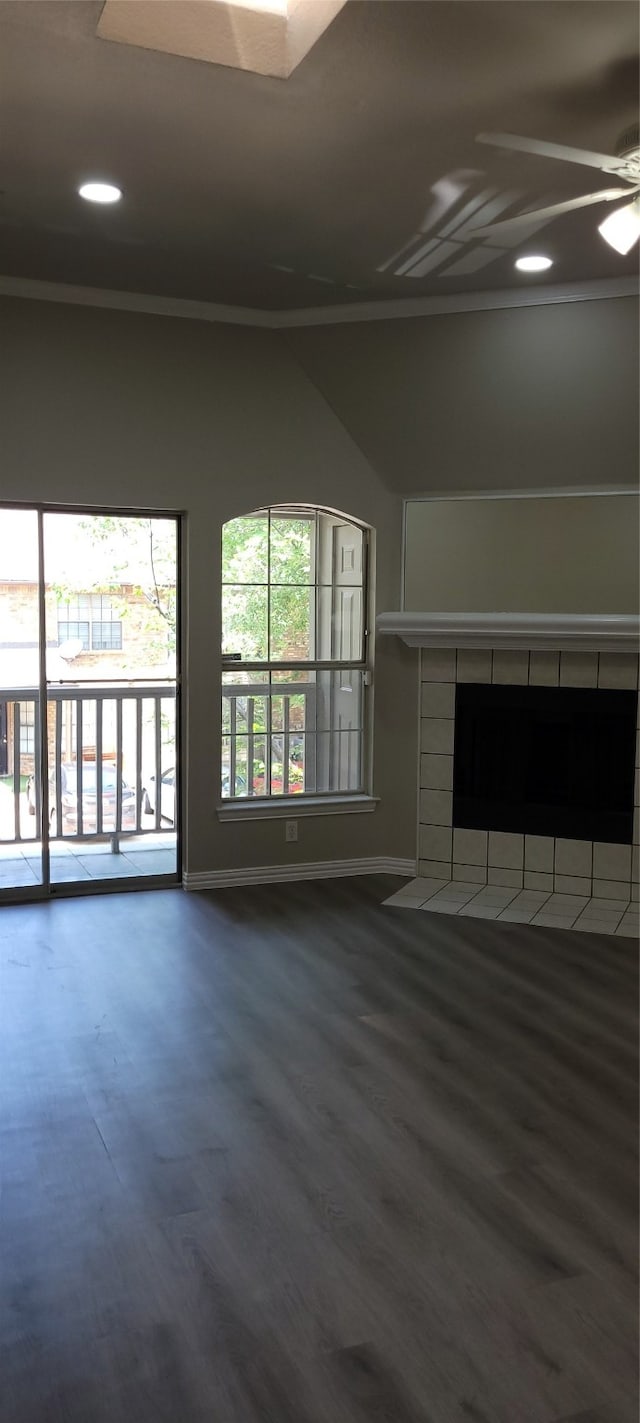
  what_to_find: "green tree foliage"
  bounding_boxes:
[45,516,178,669]
[79,516,177,651]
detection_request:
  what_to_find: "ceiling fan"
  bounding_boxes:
[469,127,640,254]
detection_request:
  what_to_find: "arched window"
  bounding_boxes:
[221,505,371,802]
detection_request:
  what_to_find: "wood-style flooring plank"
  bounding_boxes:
[0,876,637,1422]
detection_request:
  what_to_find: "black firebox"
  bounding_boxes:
[453,682,637,844]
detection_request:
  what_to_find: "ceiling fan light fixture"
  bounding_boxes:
[598,196,640,255]
[515,255,553,273]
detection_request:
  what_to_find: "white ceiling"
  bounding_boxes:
[0,0,638,311]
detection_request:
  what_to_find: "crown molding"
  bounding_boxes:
[273,275,639,327]
[0,274,273,328]
[0,272,636,330]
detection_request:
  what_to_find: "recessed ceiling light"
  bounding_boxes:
[78,182,122,205]
[515,255,553,273]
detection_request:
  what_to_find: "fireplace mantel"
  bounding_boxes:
[376,611,640,653]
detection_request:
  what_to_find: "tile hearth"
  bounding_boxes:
[384,877,639,936]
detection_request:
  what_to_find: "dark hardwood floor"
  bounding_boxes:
[0,876,637,1423]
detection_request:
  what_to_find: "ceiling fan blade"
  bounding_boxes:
[470,187,637,237]
[476,132,624,174]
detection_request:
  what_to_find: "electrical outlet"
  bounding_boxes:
[285,820,298,842]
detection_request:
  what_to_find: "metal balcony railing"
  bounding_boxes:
[222,682,315,798]
[221,673,364,799]
[0,683,177,846]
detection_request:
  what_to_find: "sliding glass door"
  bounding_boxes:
[0,506,180,901]
[0,508,45,894]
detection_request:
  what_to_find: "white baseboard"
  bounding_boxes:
[182,856,416,891]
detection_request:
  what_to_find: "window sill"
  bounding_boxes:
[216,794,379,822]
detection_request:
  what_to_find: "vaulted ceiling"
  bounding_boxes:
[0,1,638,311]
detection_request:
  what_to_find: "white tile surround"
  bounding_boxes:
[416,647,640,923]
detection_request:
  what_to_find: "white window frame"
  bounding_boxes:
[218,505,377,820]
[18,701,36,756]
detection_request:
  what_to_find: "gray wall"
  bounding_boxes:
[0,296,417,875]
[3,291,636,879]
[404,492,639,614]
[284,296,639,494]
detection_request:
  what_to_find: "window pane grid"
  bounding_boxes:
[221,671,364,799]
[222,510,365,666]
[18,701,36,755]
[266,510,271,675]
[58,620,90,651]
[58,594,122,652]
[221,507,368,802]
[222,581,320,588]
[91,621,123,651]
[220,731,363,799]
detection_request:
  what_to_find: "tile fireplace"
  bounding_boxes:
[377,613,640,914]
[418,646,639,901]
